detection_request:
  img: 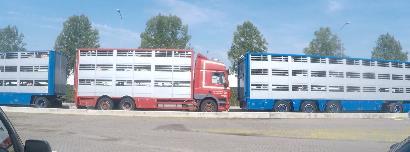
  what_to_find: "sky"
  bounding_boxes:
[1,0,410,66]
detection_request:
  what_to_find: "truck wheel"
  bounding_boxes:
[34,97,50,108]
[200,99,217,112]
[274,101,291,112]
[97,97,114,110]
[388,103,403,113]
[325,101,341,113]
[119,97,135,111]
[301,101,318,113]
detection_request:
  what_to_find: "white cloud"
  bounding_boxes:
[6,11,64,23]
[327,0,344,12]
[93,23,139,48]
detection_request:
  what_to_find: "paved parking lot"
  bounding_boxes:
[5,112,410,152]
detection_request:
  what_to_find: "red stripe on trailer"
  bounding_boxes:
[190,50,195,99]
[74,49,80,107]
[77,96,98,107]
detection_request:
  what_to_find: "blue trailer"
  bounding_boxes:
[238,52,410,113]
[0,51,67,107]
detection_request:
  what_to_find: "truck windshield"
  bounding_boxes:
[212,72,225,85]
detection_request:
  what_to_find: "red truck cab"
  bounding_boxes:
[193,54,230,112]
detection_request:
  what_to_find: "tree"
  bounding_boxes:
[304,27,344,57]
[140,14,191,49]
[228,21,268,73]
[371,33,407,61]
[0,25,26,52]
[54,15,100,76]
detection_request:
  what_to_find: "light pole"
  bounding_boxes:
[337,21,350,56]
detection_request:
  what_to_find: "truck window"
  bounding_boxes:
[212,72,225,85]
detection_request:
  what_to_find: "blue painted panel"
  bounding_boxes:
[245,53,250,99]
[361,100,383,111]
[291,99,302,111]
[246,99,274,110]
[402,102,410,112]
[0,93,39,105]
[240,53,251,109]
[340,100,384,111]
[317,100,327,111]
[48,50,56,95]
[52,50,68,95]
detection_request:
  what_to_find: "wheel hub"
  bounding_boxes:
[304,104,314,113]
[277,104,288,112]
[205,102,214,112]
[329,104,337,112]
[101,101,110,110]
[122,102,131,110]
[394,105,401,113]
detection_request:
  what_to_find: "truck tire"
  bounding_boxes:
[388,103,403,113]
[200,99,217,112]
[97,97,114,110]
[301,101,318,113]
[119,97,135,111]
[34,97,50,108]
[325,101,342,113]
[274,101,291,112]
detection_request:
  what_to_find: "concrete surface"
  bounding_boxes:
[2,106,408,119]
[6,112,409,152]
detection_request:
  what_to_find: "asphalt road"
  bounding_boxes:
[5,112,410,152]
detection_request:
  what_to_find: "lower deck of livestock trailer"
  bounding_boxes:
[238,52,410,113]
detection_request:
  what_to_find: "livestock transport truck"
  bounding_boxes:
[0,51,67,108]
[238,52,410,113]
[74,48,230,112]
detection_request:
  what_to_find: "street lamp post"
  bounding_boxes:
[338,22,350,56]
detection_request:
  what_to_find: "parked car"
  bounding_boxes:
[0,107,51,152]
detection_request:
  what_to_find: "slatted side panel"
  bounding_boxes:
[77,49,192,98]
[0,52,50,94]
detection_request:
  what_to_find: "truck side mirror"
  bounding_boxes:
[24,140,52,152]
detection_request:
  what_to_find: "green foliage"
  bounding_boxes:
[229,87,239,106]
[371,33,407,61]
[228,21,268,73]
[0,25,26,52]
[304,27,344,57]
[63,84,74,103]
[54,15,100,76]
[140,14,191,49]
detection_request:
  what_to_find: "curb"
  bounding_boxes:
[2,106,409,119]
